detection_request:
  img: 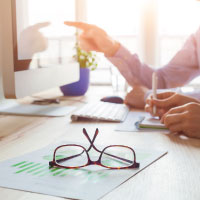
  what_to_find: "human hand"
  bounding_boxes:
[161,102,200,139]
[124,85,149,109]
[145,92,199,118]
[64,21,120,57]
[19,22,50,59]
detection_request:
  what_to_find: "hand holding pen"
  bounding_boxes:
[145,91,199,118]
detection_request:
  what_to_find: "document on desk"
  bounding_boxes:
[115,111,148,132]
[0,141,167,200]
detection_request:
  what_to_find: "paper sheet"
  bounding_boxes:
[0,141,167,200]
[115,111,148,132]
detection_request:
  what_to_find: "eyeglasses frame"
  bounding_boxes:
[49,128,140,170]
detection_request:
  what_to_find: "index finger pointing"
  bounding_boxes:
[64,21,92,30]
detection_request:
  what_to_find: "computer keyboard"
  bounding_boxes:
[71,102,129,122]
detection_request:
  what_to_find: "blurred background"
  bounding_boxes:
[25,0,200,90]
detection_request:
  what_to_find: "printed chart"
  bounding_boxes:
[0,141,167,200]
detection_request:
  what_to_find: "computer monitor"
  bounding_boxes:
[0,0,80,99]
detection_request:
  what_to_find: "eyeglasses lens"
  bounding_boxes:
[101,146,134,168]
[55,146,88,168]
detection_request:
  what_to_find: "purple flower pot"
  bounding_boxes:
[60,68,90,96]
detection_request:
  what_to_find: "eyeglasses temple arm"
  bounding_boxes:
[103,152,133,164]
[83,128,136,165]
[83,128,102,153]
[49,150,84,167]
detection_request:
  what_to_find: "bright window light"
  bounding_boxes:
[158,0,200,66]
[87,0,140,36]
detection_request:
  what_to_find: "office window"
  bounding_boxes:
[87,0,141,87]
[19,0,200,88]
[87,0,200,87]
[158,0,200,86]
[158,0,200,65]
[87,0,140,51]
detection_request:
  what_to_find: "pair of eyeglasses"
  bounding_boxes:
[49,128,140,170]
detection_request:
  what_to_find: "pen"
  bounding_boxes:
[152,72,157,115]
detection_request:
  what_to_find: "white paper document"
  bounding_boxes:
[0,141,167,200]
[115,111,148,132]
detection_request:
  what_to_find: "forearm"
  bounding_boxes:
[107,29,200,90]
[107,45,179,89]
[107,45,156,88]
[103,40,121,57]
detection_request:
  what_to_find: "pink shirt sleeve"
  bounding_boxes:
[107,27,200,89]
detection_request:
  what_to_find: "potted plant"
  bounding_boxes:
[60,44,98,96]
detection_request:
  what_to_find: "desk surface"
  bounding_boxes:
[0,86,200,200]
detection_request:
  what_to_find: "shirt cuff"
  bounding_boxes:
[107,45,133,61]
[178,87,200,100]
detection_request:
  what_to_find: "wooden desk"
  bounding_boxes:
[0,86,200,200]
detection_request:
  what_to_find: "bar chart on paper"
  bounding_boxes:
[11,159,110,181]
[0,142,167,200]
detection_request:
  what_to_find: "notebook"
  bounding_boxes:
[139,117,167,129]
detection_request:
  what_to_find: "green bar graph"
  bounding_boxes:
[39,168,62,177]
[12,161,27,167]
[52,169,67,176]
[19,162,34,168]
[10,151,148,179]
[16,163,40,174]
[11,160,109,182]
[27,164,46,173]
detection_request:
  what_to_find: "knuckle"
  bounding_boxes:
[164,116,170,126]
[168,107,175,114]
[186,103,192,109]
[186,102,196,109]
